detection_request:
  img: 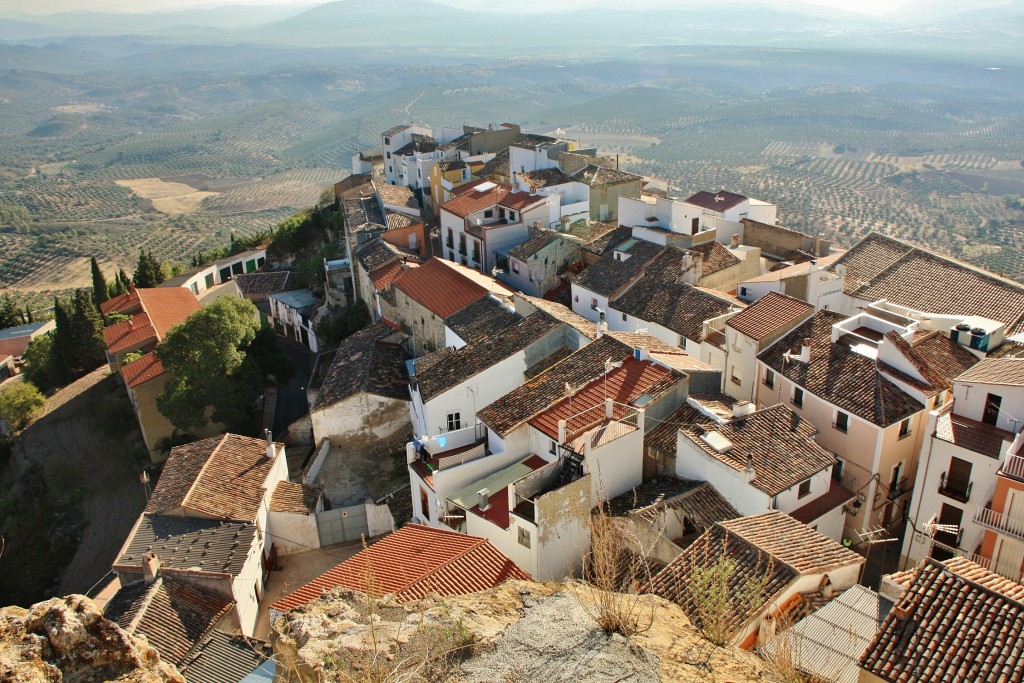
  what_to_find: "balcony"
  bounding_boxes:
[886,476,909,501]
[974,505,1024,544]
[938,472,973,503]
[1000,454,1024,483]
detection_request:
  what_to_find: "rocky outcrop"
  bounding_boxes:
[0,594,184,682]
[273,580,778,683]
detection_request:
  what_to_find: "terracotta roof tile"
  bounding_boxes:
[146,434,281,521]
[528,356,682,439]
[860,558,1024,682]
[312,322,409,409]
[355,238,402,274]
[726,291,814,341]
[271,524,529,612]
[179,630,271,683]
[121,352,165,388]
[498,190,547,212]
[116,516,258,577]
[680,404,837,497]
[718,511,862,574]
[269,480,320,514]
[741,253,842,283]
[234,271,290,295]
[444,296,519,345]
[477,335,634,436]
[934,409,1012,458]
[572,164,642,188]
[956,356,1024,386]
[518,168,573,189]
[688,240,742,277]
[393,258,488,318]
[606,477,739,529]
[573,239,664,297]
[440,182,511,218]
[102,288,200,353]
[104,576,233,666]
[837,232,1024,335]
[103,316,159,355]
[369,259,411,290]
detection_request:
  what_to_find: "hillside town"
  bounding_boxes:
[4,120,1024,682]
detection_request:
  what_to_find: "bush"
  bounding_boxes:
[0,381,46,431]
[316,302,371,347]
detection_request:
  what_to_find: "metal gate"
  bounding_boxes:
[316,504,369,546]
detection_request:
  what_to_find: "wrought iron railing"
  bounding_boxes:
[938,472,973,503]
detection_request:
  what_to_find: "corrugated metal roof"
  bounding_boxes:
[762,585,889,683]
[448,457,539,511]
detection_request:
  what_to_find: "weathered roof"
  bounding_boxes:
[393,258,488,318]
[582,225,632,256]
[759,311,925,427]
[508,231,561,261]
[611,249,739,343]
[860,558,1024,683]
[356,238,401,274]
[606,477,739,528]
[104,577,234,666]
[116,515,258,577]
[146,433,281,522]
[440,181,511,218]
[726,291,814,341]
[934,408,1011,459]
[510,133,557,149]
[179,630,272,683]
[518,168,573,189]
[956,357,1024,386]
[477,149,509,178]
[515,293,597,341]
[719,511,863,574]
[269,480,320,514]
[573,239,664,297]
[382,124,411,138]
[763,585,889,683]
[881,329,979,392]
[444,296,519,345]
[271,524,528,612]
[572,164,642,188]
[269,289,317,311]
[836,232,1024,335]
[679,404,836,497]
[683,190,747,212]
[688,240,742,277]
[374,181,419,211]
[234,271,290,295]
[413,312,559,402]
[477,335,634,436]
[312,322,408,409]
[741,253,842,283]
[528,356,682,439]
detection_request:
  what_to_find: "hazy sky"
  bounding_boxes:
[4,0,977,17]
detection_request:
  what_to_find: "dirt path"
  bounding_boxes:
[14,367,148,596]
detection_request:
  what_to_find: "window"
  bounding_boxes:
[386,151,391,158]
[730,366,742,386]
[898,418,911,439]
[511,261,520,274]
[798,479,812,499]
[621,313,627,322]
[484,209,494,218]
[834,411,849,432]
[446,412,461,431]
[518,527,531,549]
[591,298,598,310]
[983,393,1002,426]
[574,295,579,302]
[509,211,516,221]
[459,234,466,255]
[384,137,391,145]
[420,487,430,520]
[739,286,748,298]
[763,368,775,388]
[499,208,506,219]
[832,457,845,482]
[446,228,454,248]
[792,387,804,407]
[472,241,481,263]
[691,217,699,232]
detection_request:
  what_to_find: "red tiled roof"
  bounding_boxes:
[103,317,159,355]
[393,258,487,318]
[370,260,411,290]
[102,288,200,354]
[271,524,529,612]
[440,182,511,218]
[498,191,546,211]
[529,356,680,439]
[726,291,814,341]
[121,352,165,388]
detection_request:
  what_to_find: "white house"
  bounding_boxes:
[269,289,319,352]
[736,254,844,307]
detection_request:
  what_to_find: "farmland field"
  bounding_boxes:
[1,41,1023,305]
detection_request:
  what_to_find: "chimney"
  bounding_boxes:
[730,234,741,249]
[799,338,812,363]
[679,252,703,285]
[477,488,491,512]
[265,429,276,460]
[732,401,754,420]
[744,452,756,483]
[142,552,160,584]
[634,346,650,362]
[596,310,608,337]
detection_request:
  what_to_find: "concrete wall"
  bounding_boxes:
[589,178,643,222]
[740,219,829,260]
[268,510,320,556]
[310,391,411,454]
[536,473,591,580]
[952,381,1024,435]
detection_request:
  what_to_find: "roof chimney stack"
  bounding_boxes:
[265,429,276,460]
[142,552,160,584]
[732,401,754,420]
[477,488,491,512]
[744,452,756,483]
[799,338,812,363]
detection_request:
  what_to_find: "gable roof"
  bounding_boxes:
[508,230,561,261]
[956,357,1024,386]
[606,477,739,529]
[440,181,511,218]
[444,296,520,345]
[412,312,560,402]
[582,225,633,257]
[759,311,926,427]
[573,239,665,297]
[726,291,814,341]
[116,515,258,577]
[104,576,234,666]
[528,355,682,439]
[269,480,320,514]
[355,238,402,274]
[680,404,836,497]
[572,164,642,188]
[271,524,529,612]
[684,190,747,212]
[146,433,281,522]
[102,288,201,355]
[234,271,290,295]
[393,258,488,318]
[120,352,165,388]
[741,253,842,284]
[476,334,634,436]
[611,248,740,342]
[836,232,1024,335]
[763,585,889,683]
[688,240,742,277]
[860,558,1024,683]
[312,322,408,410]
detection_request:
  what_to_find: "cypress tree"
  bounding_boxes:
[90,257,109,308]
[0,294,20,329]
[52,296,74,380]
[25,305,33,323]
[133,249,165,288]
[69,289,106,374]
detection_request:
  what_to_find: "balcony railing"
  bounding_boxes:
[1000,454,1024,483]
[974,505,1024,544]
[938,472,973,503]
[887,476,909,501]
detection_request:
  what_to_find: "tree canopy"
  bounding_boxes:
[0,381,45,430]
[156,297,289,433]
[132,249,165,288]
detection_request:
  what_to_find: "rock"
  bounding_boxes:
[0,595,184,683]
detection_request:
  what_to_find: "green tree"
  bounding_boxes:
[132,249,164,288]
[114,268,132,296]
[90,257,109,308]
[68,290,106,375]
[0,381,46,430]
[24,306,33,324]
[156,297,264,432]
[0,295,20,329]
[20,333,64,394]
[52,297,74,380]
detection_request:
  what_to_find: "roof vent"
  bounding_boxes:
[477,488,491,511]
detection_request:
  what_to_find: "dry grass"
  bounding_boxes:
[114,178,218,214]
